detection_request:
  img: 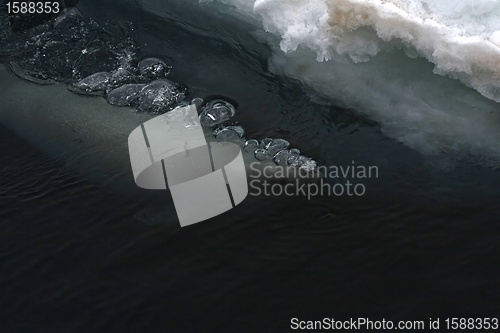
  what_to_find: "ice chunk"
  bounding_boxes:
[260,137,273,148]
[134,79,186,114]
[264,138,290,155]
[200,99,237,128]
[226,125,245,137]
[71,72,110,94]
[213,127,245,144]
[191,97,204,109]
[255,148,271,161]
[106,84,145,106]
[138,58,172,79]
[107,68,147,91]
[244,139,259,153]
[273,149,291,166]
[287,155,318,173]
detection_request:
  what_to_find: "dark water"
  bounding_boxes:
[0,0,499,332]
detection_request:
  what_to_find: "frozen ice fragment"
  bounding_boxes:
[106,83,145,106]
[213,127,245,145]
[138,58,172,79]
[260,138,273,148]
[73,72,110,92]
[244,139,259,153]
[226,125,244,138]
[265,138,290,155]
[134,79,185,114]
[255,148,271,161]
[288,155,318,173]
[191,97,204,109]
[273,150,291,166]
[107,68,147,91]
[200,99,236,128]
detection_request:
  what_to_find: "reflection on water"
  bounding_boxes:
[0,0,499,331]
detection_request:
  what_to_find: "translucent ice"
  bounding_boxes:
[264,138,290,156]
[260,138,273,148]
[255,148,271,161]
[213,127,244,144]
[107,69,147,91]
[226,125,245,137]
[71,72,110,94]
[138,58,172,79]
[199,99,237,128]
[134,79,185,114]
[244,139,260,153]
[287,155,318,173]
[106,84,146,106]
[273,149,291,166]
[191,97,204,109]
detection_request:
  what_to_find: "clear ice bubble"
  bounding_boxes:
[213,127,243,144]
[225,125,244,138]
[134,79,186,114]
[244,139,259,153]
[255,148,271,161]
[200,99,236,128]
[273,150,291,166]
[191,97,203,109]
[106,83,145,106]
[286,154,299,166]
[260,138,273,148]
[290,148,300,155]
[138,58,172,79]
[265,138,290,156]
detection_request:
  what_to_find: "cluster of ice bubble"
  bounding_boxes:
[69,60,318,169]
[0,3,319,168]
[199,99,318,173]
[0,5,185,115]
[68,57,185,114]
